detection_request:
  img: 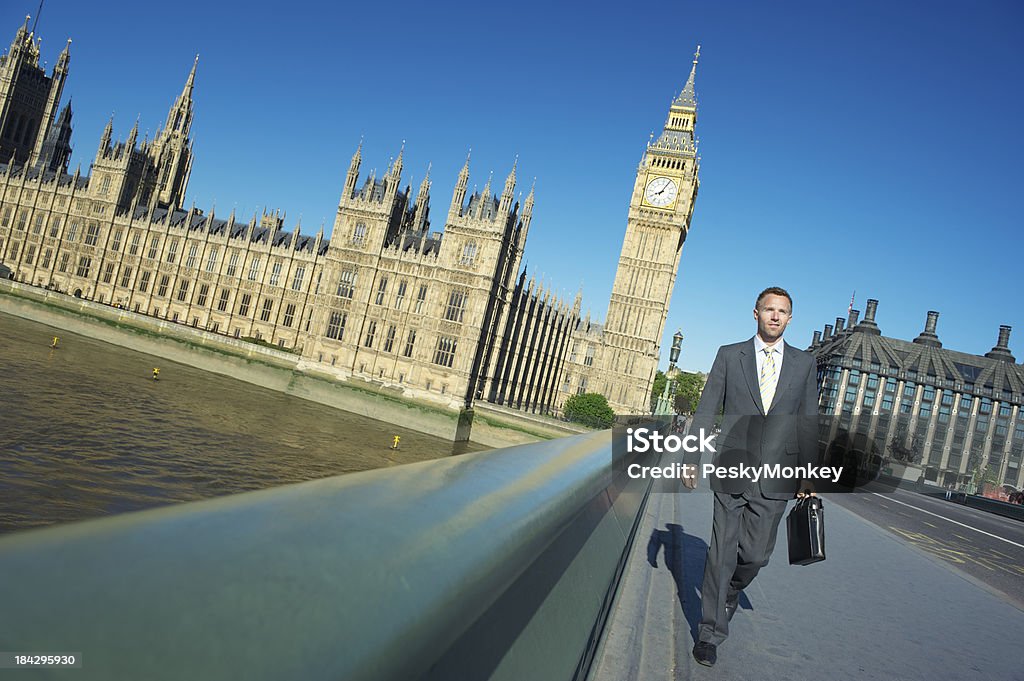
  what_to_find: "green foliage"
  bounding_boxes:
[563,392,616,429]
[675,371,704,413]
[650,369,705,413]
[650,371,668,412]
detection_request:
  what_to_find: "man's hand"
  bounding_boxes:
[682,465,698,490]
[796,479,817,498]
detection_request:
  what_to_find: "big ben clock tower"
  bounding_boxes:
[602,47,701,413]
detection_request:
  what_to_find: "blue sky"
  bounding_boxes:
[4,1,1022,373]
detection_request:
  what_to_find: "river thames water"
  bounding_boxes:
[0,311,482,535]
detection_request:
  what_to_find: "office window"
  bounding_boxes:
[102,262,115,283]
[57,252,69,272]
[157,275,170,297]
[226,252,239,277]
[128,231,141,255]
[138,270,151,292]
[24,244,36,265]
[119,265,133,288]
[247,258,261,282]
[0,206,9,227]
[41,248,52,269]
[383,325,397,353]
[291,266,305,291]
[584,344,595,367]
[282,303,296,327]
[49,216,62,238]
[32,214,44,235]
[176,279,190,302]
[269,262,282,287]
[110,229,123,252]
[260,298,274,322]
[238,293,252,316]
[364,320,377,347]
[148,235,160,259]
[460,241,477,265]
[16,210,27,230]
[66,221,80,242]
[433,336,457,368]
[186,244,199,268]
[206,247,219,273]
[375,276,388,305]
[165,239,178,263]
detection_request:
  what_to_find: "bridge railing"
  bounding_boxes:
[0,428,656,680]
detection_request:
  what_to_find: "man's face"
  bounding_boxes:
[754,294,792,343]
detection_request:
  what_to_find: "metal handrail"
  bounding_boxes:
[0,430,625,681]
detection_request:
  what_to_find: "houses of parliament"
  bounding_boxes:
[0,16,700,419]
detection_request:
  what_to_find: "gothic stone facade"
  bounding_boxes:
[0,19,700,418]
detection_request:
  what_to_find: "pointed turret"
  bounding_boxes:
[36,99,73,174]
[417,162,432,206]
[99,115,113,155]
[146,56,197,208]
[345,139,362,197]
[499,157,517,214]
[127,116,139,148]
[391,141,404,180]
[450,150,470,218]
[56,38,71,69]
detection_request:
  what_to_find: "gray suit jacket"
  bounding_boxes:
[685,338,820,499]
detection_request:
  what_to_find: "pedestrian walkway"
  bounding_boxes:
[588,478,1024,681]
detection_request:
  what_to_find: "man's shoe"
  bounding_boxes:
[725,593,739,621]
[692,641,717,667]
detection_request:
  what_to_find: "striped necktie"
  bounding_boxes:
[759,347,777,412]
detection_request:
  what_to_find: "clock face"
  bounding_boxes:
[644,176,678,208]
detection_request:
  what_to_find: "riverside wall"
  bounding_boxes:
[0,280,590,449]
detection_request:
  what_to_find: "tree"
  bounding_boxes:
[563,393,616,429]
[675,371,705,413]
[650,369,705,414]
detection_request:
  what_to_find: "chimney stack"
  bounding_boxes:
[856,298,881,335]
[848,309,860,327]
[835,317,845,333]
[824,324,834,340]
[985,325,1015,362]
[913,310,942,348]
[813,330,822,345]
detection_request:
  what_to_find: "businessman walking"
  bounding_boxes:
[683,287,820,667]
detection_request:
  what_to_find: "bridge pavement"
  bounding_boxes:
[587,479,1024,681]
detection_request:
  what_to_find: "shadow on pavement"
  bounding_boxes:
[647,522,730,643]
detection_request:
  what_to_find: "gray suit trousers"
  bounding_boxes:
[698,481,788,646]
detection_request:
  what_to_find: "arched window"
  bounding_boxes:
[460,241,477,265]
[352,221,368,246]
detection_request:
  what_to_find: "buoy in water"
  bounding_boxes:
[391,435,401,450]
[152,367,160,381]
[50,336,59,348]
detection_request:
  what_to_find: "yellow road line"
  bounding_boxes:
[870,493,1024,549]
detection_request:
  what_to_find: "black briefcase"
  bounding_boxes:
[787,496,826,565]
